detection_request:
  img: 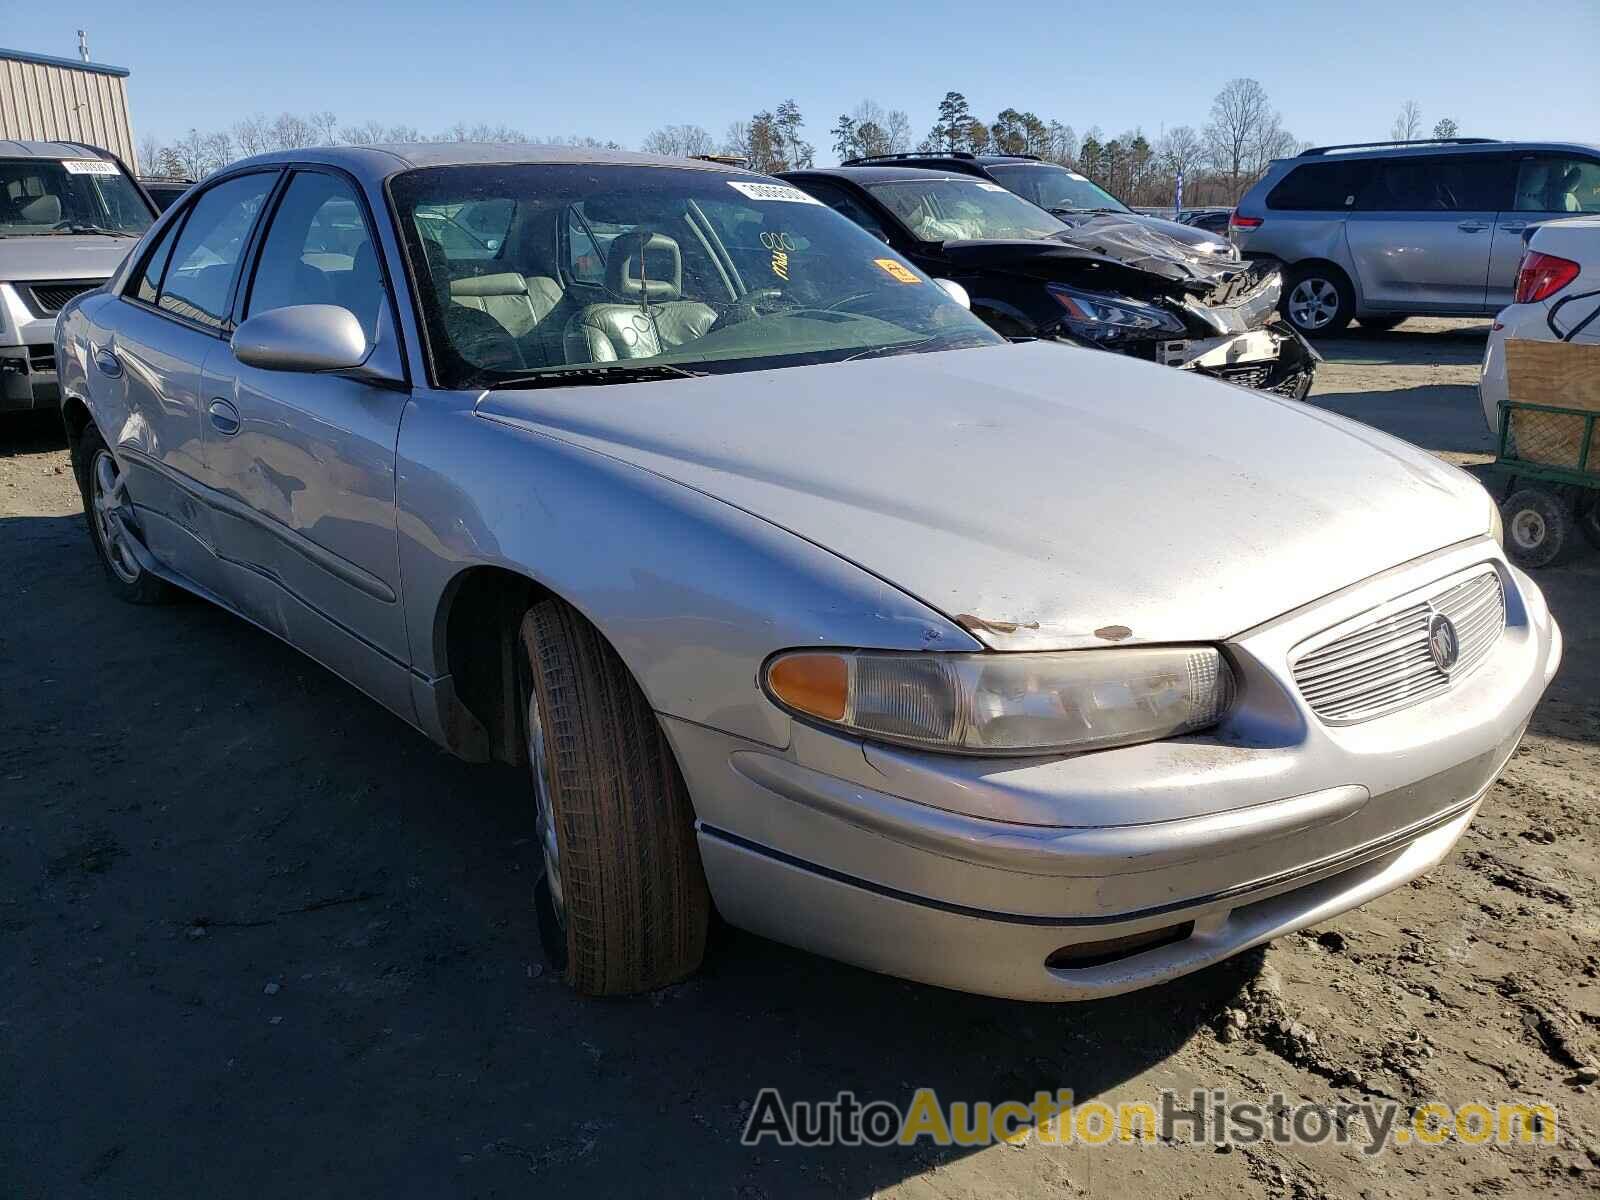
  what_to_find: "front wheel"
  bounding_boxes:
[1501,487,1578,570]
[1282,267,1354,336]
[518,598,710,995]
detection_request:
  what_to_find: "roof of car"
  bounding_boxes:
[1276,139,1600,166]
[0,139,117,161]
[783,165,975,185]
[222,142,759,183]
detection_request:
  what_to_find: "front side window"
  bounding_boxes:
[0,157,154,237]
[390,164,1002,390]
[984,163,1129,214]
[133,215,182,305]
[1513,155,1600,213]
[248,171,387,341]
[159,173,276,329]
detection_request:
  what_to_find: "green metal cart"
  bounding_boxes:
[1492,397,1600,568]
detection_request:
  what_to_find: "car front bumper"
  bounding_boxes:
[667,543,1560,1001]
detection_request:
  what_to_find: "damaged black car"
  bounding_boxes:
[781,164,1318,397]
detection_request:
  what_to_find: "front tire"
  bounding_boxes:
[73,424,175,604]
[1282,266,1355,336]
[1501,487,1577,569]
[518,598,710,995]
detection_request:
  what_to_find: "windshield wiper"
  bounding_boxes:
[842,331,996,363]
[51,223,140,238]
[469,362,709,391]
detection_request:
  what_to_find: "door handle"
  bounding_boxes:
[207,398,241,436]
[1456,221,1489,233]
[92,345,122,378]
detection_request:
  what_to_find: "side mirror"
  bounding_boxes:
[933,278,971,310]
[232,304,371,374]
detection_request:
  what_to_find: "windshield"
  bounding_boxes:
[983,163,1130,214]
[390,164,1002,390]
[0,158,154,236]
[863,178,1068,242]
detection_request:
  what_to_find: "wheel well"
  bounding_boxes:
[439,566,553,766]
[1286,258,1353,292]
[61,395,92,466]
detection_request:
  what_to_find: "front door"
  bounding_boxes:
[1487,153,1600,309]
[1345,155,1512,312]
[198,168,413,712]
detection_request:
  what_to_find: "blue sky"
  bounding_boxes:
[7,0,1596,160]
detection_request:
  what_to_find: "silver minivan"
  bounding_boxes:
[1232,139,1600,334]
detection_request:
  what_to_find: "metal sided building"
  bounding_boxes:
[0,47,136,167]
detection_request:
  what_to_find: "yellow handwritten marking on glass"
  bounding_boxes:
[874,258,920,284]
[771,250,790,280]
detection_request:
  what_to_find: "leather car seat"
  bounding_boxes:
[563,232,715,362]
[419,236,526,372]
[450,272,563,338]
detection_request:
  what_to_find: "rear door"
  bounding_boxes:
[1345,155,1512,311]
[100,171,278,589]
[198,166,413,697]
[1487,152,1600,308]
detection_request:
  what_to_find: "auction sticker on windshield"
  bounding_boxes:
[874,258,921,284]
[725,181,822,205]
[63,160,121,175]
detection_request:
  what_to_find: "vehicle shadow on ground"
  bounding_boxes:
[1306,383,1495,456]
[1309,321,1491,368]
[1,512,1261,1198]
[0,409,69,456]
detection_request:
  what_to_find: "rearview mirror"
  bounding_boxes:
[934,278,971,310]
[232,304,372,374]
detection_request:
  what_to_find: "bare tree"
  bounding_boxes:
[270,112,319,150]
[136,134,164,175]
[883,108,912,155]
[641,124,715,157]
[1204,77,1275,196]
[340,119,389,145]
[232,114,272,157]
[1390,100,1423,142]
[1045,121,1077,166]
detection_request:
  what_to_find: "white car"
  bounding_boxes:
[1481,215,1600,432]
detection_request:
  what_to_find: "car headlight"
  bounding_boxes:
[1489,499,1504,547]
[1048,284,1187,340]
[764,647,1234,756]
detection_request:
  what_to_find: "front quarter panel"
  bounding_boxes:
[397,389,981,749]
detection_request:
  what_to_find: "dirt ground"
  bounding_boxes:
[2,319,1597,1198]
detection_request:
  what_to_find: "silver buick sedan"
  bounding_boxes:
[56,145,1561,1001]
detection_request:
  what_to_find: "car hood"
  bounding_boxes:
[476,342,1489,650]
[1043,212,1248,287]
[0,233,139,282]
[1057,209,1232,255]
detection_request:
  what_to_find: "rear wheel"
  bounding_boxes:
[518,598,710,995]
[73,424,175,604]
[1282,266,1354,336]
[1501,487,1577,569]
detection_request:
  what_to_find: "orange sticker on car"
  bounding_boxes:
[874,258,920,284]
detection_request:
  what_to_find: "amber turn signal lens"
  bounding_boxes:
[767,653,848,721]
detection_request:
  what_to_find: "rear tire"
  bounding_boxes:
[1501,487,1577,569]
[518,598,710,995]
[73,423,176,604]
[1282,265,1355,336]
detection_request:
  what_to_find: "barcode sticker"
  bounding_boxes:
[726,180,822,205]
[976,182,1007,192]
[62,160,120,176]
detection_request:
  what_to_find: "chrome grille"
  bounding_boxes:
[1292,571,1505,724]
[26,281,96,314]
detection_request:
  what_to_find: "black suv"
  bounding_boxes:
[842,152,1231,253]
[782,164,1317,397]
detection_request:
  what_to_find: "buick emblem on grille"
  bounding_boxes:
[1427,611,1461,673]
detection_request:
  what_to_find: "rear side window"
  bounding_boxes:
[133,216,181,304]
[1513,155,1600,213]
[1355,156,1512,212]
[1265,161,1374,210]
[158,173,276,329]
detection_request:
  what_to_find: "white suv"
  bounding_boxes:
[0,140,154,415]
[1232,139,1600,335]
